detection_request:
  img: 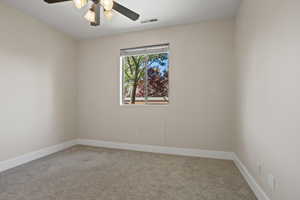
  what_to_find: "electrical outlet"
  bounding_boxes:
[267,174,276,192]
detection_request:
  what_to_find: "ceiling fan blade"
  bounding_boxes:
[44,0,71,3]
[91,3,101,26]
[113,1,140,21]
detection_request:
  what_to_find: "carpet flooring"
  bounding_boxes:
[0,145,257,200]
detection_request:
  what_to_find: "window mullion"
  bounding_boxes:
[122,57,125,105]
[121,45,169,106]
[145,57,149,105]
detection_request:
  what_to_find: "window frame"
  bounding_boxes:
[119,44,170,106]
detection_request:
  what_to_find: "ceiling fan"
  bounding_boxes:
[44,0,140,26]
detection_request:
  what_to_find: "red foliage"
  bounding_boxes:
[136,67,168,98]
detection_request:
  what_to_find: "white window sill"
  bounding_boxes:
[120,104,169,108]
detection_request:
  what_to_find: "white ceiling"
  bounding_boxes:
[1,0,241,39]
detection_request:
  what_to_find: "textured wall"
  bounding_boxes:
[77,19,236,151]
[0,3,77,161]
[235,0,300,199]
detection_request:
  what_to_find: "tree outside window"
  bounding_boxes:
[121,51,169,105]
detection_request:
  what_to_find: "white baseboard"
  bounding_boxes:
[77,139,269,200]
[233,154,271,200]
[0,138,268,200]
[0,140,77,173]
[0,139,233,173]
[77,139,234,160]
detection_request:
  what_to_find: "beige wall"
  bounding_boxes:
[0,3,77,161]
[2,1,300,198]
[77,19,236,151]
[0,2,235,162]
[235,0,300,199]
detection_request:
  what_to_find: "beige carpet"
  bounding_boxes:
[0,146,257,200]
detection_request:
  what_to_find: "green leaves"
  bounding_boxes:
[123,53,169,104]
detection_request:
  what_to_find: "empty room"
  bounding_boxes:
[0,0,299,200]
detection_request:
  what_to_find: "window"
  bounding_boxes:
[120,44,169,105]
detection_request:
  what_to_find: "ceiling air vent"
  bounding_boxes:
[141,18,158,24]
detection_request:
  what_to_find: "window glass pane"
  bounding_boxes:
[121,45,169,105]
[146,53,169,105]
[123,56,146,105]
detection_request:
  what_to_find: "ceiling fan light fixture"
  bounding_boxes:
[84,9,96,23]
[73,0,88,9]
[44,0,140,26]
[101,0,114,11]
[104,10,113,20]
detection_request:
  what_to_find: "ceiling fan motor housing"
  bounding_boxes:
[43,0,140,27]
